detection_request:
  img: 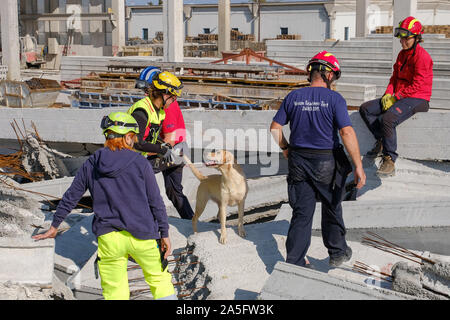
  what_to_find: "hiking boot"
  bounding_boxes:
[366,139,383,157]
[377,155,395,177]
[329,246,352,267]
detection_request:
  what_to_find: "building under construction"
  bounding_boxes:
[0,0,450,302]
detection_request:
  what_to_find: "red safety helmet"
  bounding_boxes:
[306,51,341,80]
[394,16,423,38]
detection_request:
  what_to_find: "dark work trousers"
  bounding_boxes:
[359,97,429,162]
[285,149,348,267]
[162,164,194,220]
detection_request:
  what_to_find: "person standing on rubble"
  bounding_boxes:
[270,51,366,268]
[359,16,433,177]
[32,112,176,300]
[131,67,194,220]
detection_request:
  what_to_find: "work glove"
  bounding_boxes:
[160,143,174,163]
[381,94,397,112]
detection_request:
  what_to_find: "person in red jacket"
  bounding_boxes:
[159,100,194,220]
[359,16,433,177]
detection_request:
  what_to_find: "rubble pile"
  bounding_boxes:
[20,133,71,180]
[391,260,450,300]
[173,244,211,300]
[0,180,45,237]
[0,276,75,300]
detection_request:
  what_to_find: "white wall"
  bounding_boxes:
[415,8,450,26]
[334,8,450,41]
[128,8,163,39]
[335,11,356,40]
[129,4,328,41]
[189,7,219,36]
[230,6,253,35]
[127,5,450,42]
[260,5,328,40]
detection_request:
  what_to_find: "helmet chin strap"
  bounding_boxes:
[404,36,419,53]
[321,72,336,89]
[162,96,170,108]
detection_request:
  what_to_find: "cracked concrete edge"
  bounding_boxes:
[0,238,55,286]
[259,261,418,300]
[276,201,450,229]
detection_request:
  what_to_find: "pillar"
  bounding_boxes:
[324,4,336,40]
[249,3,259,42]
[218,0,230,54]
[183,5,192,39]
[112,0,125,56]
[1,0,21,80]
[356,0,369,38]
[392,0,417,65]
[37,0,45,45]
[163,0,184,62]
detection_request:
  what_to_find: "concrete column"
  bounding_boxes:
[111,0,125,56]
[37,0,46,45]
[392,0,417,65]
[355,0,369,38]
[249,3,259,42]
[163,0,184,62]
[324,4,336,40]
[218,0,231,55]
[1,0,21,80]
[183,5,192,38]
[59,0,66,36]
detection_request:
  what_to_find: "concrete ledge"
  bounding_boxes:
[0,237,55,286]
[276,200,450,229]
[1,109,449,160]
[53,215,97,276]
[258,261,415,300]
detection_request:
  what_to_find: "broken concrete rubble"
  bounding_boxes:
[20,133,71,180]
[1,120,450,300]
[0,178,91,300]
[0,181,46,237]
[0,275,75,300]
[422,260,450,297]
[259,261,415,300]
[391,261,449,300]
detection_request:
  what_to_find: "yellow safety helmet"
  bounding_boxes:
[100,111,139,139]
[152,71,183,97]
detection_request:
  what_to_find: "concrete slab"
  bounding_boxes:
[259,261,415,300]
[53,215,97,277]
[1,109,450,161]
[67,216,208,300]
[19,164,289,223]
[276,199,450,229]
[0,237,55,286]
[178,218,450,300]
[275,156,450,232]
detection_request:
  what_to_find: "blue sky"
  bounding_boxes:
[126,1,322,5]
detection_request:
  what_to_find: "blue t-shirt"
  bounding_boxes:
[273,87,352,150]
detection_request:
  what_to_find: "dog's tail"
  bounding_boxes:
[183,155,207,181]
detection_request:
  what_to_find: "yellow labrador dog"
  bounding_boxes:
[183,150,248,244]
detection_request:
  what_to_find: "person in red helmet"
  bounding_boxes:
[359,16,433,177]
[270,51,366,268]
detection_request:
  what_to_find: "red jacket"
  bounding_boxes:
[385,43,433,101]
[160,101,187,145]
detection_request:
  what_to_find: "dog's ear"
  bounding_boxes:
[223,150,234,164]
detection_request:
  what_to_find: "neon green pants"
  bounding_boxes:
[97,230,175,300]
